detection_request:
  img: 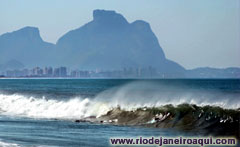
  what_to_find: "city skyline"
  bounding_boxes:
[1,66,162,78]
[1,65,239,79]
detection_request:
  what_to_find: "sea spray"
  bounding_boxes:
[0,94,110,119]
[0,81,239,120]
[94,81,240,110]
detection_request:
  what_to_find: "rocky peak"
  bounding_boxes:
[93,9,129,26]
[0,26,43,42]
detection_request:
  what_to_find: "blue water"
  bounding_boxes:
[0,79,239,146]
[0,116,193,147]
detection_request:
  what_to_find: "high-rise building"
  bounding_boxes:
[54,67,67,77]
[32,67,43,76]
[44,67,53,76]
[59,67,67,77]
[54,68,60,77]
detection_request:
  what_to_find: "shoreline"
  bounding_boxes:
[1,77,240,80]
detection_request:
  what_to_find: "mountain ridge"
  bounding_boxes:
[0,9,239,78]
[55,9,183,72]
[0,26,55,67]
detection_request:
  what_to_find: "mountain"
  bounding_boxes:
[1,10,238,78]
[186,67,240,78]
[0,27,55,68]
[0,10,185,75]
[56,10,185,74]
[0,60,25,72]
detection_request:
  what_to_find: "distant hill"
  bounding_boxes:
[0,27,55,68]
[0,60,25,72]
[186,67,240,78]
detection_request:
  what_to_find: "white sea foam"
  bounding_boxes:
[0,94,110,119]
[0,140,20,147]
[0,81,239,119]
[0,139,58,147]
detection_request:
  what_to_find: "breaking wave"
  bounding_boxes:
[0,140,20,147]
[95,81,240,110]
[0,94,109,119]
[0,81,239,120]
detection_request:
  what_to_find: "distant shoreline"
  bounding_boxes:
[0,77,240,80]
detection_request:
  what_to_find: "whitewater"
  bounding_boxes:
[0,80,239,120]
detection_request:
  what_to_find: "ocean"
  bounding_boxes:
[0,79,239,146]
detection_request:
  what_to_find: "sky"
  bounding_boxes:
[0,0,239,69]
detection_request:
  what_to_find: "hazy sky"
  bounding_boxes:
[0,0,239,69]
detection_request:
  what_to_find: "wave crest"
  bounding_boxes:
[0,81,239,120]
[0,94,109,119]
